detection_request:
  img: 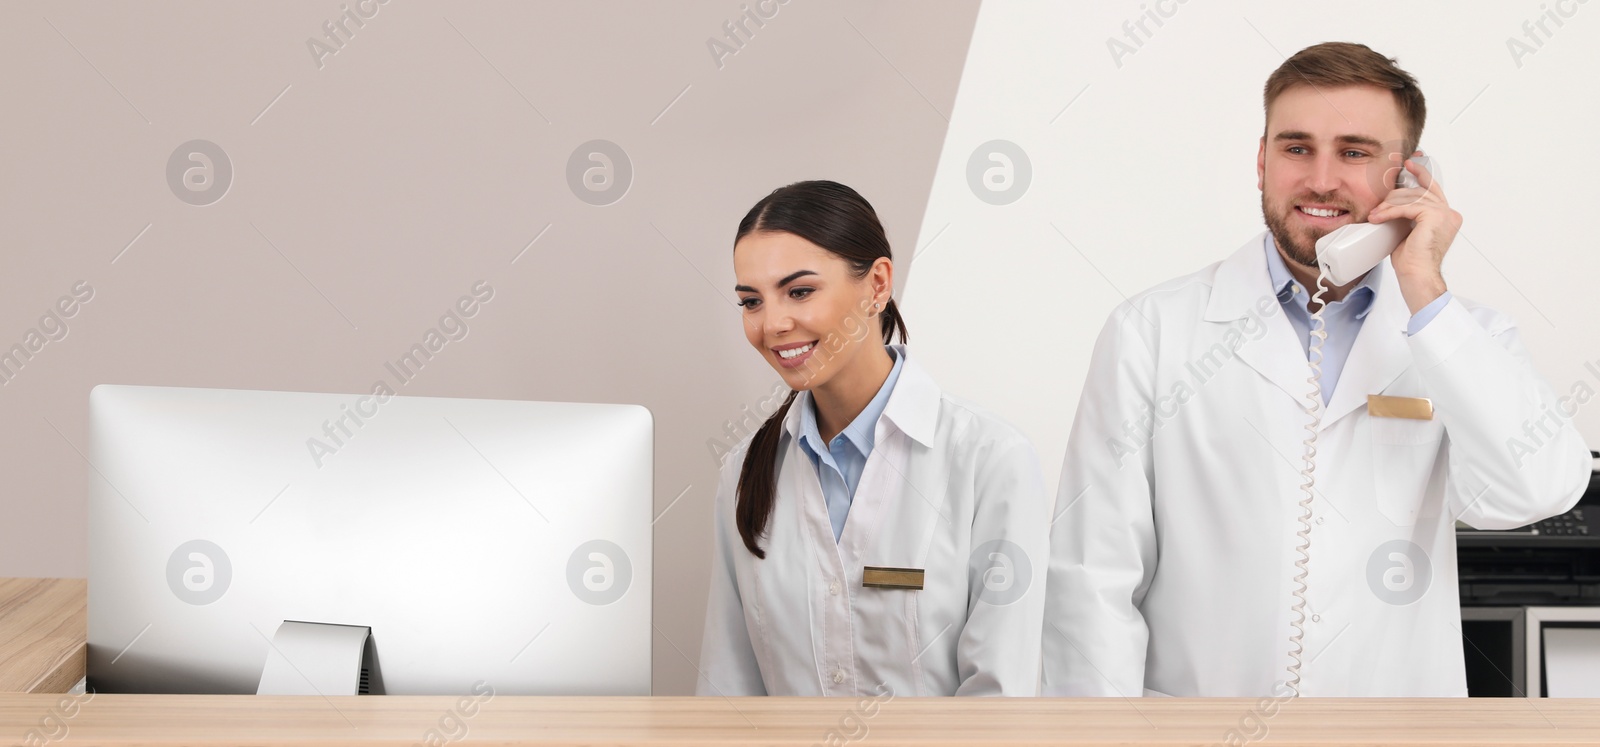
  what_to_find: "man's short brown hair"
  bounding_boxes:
[1264,42,1427,159]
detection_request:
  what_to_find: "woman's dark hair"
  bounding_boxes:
[733,180,909,558]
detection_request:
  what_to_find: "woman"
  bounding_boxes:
[697,180,1048,696]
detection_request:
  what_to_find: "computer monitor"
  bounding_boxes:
[87,384,652,695]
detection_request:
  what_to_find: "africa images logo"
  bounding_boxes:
[166,539,233,605]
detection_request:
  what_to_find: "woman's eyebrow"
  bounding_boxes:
[777,269,818,287]
[734,269,819,294]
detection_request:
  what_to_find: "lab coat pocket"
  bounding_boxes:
[1370,416,1445,527]
[855,585,923,688]
[1371,415,1444,445]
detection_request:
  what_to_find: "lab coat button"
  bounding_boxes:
[1312,614,1322,623]
[829,581,840,596]
[1315,517,1324,525]
[832,669,845,684]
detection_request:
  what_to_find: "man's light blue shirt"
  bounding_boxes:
[1264,235,1452,403]
[797,346,904,542]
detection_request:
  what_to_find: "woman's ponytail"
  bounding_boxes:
[734,391,798,558]
[879,298,908,346]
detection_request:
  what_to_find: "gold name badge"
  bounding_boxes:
[1368,394,1434,421]
[862,566,924,590]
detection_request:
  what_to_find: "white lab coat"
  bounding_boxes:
[697,345,1049,696]
[1044,233,1592,697]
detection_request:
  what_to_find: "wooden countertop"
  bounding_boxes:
[1,694,1599,745]
[5,577,1600,744]
[0,578,85,693]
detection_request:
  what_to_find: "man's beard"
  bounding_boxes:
[1261,192,1350,270]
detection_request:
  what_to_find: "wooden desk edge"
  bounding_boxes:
[0,578,87,694]
[25,641,85,695]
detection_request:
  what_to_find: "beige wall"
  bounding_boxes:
[0,0,980,694]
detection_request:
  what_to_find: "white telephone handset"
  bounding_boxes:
[1286,155,1436,697]
[1313,156,1432,285]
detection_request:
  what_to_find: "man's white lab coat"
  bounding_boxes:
[1044,234,1591,697]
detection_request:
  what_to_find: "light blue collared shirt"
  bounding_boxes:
[1265,236,1452,403]
[796,346,905,542]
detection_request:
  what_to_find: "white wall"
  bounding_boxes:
[903,0,1600,491]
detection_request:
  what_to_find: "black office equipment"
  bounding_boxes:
[1457,454,1600,606]
[1457,453,1600,696]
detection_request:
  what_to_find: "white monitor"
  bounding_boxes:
[87,384,652,695]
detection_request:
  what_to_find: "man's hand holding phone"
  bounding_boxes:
[1369,152,1462,314]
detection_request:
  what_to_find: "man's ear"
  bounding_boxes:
[1256,137,1267,192]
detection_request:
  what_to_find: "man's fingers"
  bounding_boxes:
[1405,157,1446,201]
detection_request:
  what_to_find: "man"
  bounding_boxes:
[1043,42,1591,697]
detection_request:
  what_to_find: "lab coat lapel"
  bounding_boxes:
[780,395,850,692]
[1204,234,1309,408]
[1320,259,1411,429]
[781,392,849,572]
[837,346,940,563]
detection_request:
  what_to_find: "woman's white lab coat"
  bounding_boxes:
[697,345,1049,696]
[1044,234,1592,697]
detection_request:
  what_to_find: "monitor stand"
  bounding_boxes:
[257,620,383,695]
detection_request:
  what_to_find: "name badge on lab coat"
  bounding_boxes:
[1367,394,1433,420]
[862,566,924,590]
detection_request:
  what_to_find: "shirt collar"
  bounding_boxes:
[1263,233,1381,320]
[796,346,905,459]
[785,344,938,450]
